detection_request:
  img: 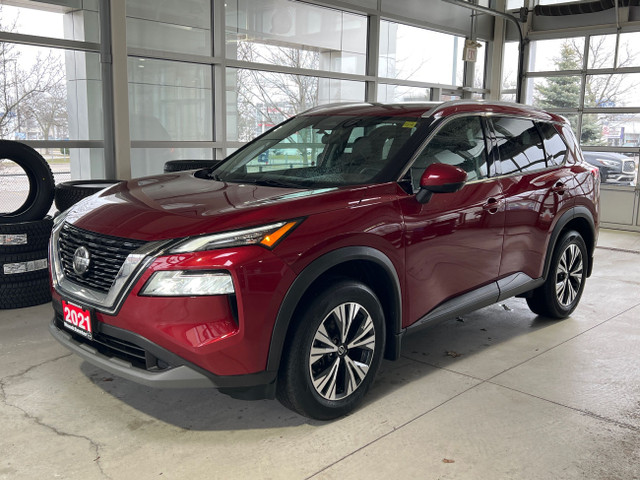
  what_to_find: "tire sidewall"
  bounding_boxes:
[0,140,54,222]
[547,230,588,317]
[54,180,119,212]
[285,280,385,420]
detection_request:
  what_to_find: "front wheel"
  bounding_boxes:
[277,280,385,420]
[527,230,588,319]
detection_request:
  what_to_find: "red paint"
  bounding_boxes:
[51,101,599,382]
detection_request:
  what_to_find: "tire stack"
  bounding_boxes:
[1,141,55,309]
[54,179,120,212]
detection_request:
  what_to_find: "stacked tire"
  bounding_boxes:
[54,179,120,212]
[164,159,220,173]
[1,141,55,309]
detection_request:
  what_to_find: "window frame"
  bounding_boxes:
[399,112,495,193]
[487,115,552,177]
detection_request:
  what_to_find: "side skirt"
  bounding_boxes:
[406,272,544,334]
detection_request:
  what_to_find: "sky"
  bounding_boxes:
[1,4,64,38]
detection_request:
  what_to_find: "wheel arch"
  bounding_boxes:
[543,206,597,280]
[266,246,403,374]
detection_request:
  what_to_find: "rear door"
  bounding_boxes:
[490,117,574,281]
[399,115,505,325]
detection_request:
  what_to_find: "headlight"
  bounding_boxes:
[599,159,619,167]
[169,220,302,253]
[140,271,234,296]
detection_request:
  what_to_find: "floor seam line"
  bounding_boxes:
[305,379,487,479]
[487,380,640,433]
[399,354,486,383]
[596,245,640,255]
[485,301,640,382]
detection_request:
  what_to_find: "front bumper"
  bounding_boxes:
[49,315,277,399]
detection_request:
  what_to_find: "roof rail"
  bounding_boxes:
[300,102,376,115]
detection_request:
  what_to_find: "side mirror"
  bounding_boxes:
[416,163,467,204]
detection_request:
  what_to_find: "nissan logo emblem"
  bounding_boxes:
[72,246,91,276]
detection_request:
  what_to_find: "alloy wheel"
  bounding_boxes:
[308,302,376,401]
[555,243,584,307]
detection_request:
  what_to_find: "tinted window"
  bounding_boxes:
[493,117,546,175]
[215,115,421,187]
[537,122,567,167]
[410,116,489,191]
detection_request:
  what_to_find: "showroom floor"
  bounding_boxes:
[1,229,639,480]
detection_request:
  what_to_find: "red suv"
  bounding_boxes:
[49,101,599,420]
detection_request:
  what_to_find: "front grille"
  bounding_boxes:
[58,223,147,294]
[623,160,636,174]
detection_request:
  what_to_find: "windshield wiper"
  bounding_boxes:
[207,171,222,181]
[251,178,307,189]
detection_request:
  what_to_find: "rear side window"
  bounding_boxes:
[492,117,546,175]
[537,122,567,167]
[410,116,489,191]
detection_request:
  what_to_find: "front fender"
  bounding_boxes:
[265,246,403,373]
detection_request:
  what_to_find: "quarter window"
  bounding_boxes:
[410,116,489,191]
[537,122,568,167]
[493,117,546,175]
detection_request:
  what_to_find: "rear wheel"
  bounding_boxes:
[527,230,588,319]
[277,279,385,420]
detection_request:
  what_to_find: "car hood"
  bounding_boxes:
[64,171,372,241]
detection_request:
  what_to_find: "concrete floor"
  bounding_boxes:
[1,230,639,480]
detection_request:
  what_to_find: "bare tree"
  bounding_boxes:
[21,62,68,144]
[234,41,319,142]
[0,7,67,141]
[569,36,638,108]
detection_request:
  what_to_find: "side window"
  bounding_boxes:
[493,117,546,175]
[410,116,489,191]
[537,122,568,167]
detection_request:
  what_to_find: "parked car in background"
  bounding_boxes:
[582,151,637,185]
[48,100,600,420]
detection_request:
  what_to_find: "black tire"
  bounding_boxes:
[527,230,588,319]
[0,140,54,223]
[0,276,51,309]
[0,249,49,283]
[277,279,386,420]
[163,160,220,173]
[0,217,53,254]
[54,179,120,212]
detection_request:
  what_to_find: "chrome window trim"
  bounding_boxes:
[397,111,494,189]
[398,111,571,191]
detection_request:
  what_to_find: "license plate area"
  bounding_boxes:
[61,300,94,340]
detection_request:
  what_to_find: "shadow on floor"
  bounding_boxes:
[80,297,562,431]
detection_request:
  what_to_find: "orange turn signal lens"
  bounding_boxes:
[260,221,299,248]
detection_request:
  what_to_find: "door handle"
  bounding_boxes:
[482,198,503,214]
[551,182,566,195]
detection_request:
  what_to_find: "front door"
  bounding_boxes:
[400,115,505,326]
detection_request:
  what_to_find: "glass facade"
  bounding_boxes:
[0,0,104,216]
[225,1,367,75]
[379,21,465,86]
[1,0,490,182]
[128,58,213,142]
[522,33,640,189]
[126,0,211,56]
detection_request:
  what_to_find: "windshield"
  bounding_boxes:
[213,114,424,188]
